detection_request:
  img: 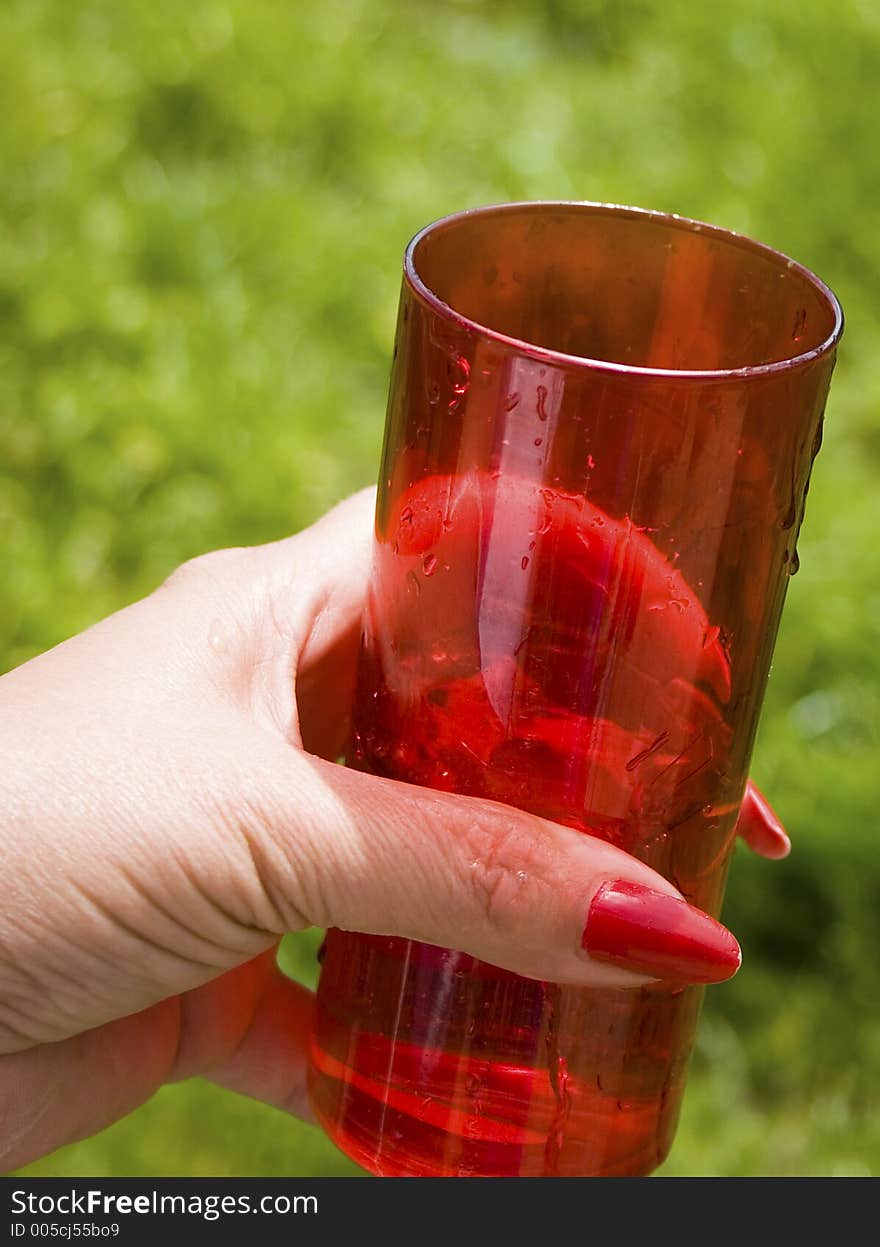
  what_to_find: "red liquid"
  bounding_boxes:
[311,937,700,1176]
[310,471,739,1177]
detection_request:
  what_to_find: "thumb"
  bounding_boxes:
[238,736,742,989]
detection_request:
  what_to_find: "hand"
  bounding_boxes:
[0,488,787,1170]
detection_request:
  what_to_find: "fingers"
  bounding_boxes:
[190,496,752,987]
[284,487,377,759]
[0,997,181,1172]
[243,486,375,758]
[281,485,377,677]
[199,959,316,1126]
[241,738,741,990]
[146,485,377,758]
[0,951,316,1172]
[736,782,791,859]
[255,494,746,986]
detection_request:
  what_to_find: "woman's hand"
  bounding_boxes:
[0,488,786,1170]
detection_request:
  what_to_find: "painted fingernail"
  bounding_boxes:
[740,783,791,859]
[582,880,742,984]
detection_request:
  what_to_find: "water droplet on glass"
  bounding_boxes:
[779,500,797,530]
[534,436,543,447]
[811,414,825,459]
[521,556,530,570]
[587,453,596,469]
[451,355,471,394]
[536,384,548,421]
[423,553,438,576]
[504,392,520,412]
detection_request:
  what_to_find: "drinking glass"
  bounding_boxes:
[308,202,843,1177]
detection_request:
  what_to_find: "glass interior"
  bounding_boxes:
[409,203,839,372]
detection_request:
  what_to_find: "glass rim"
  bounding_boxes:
[403,200,844,381]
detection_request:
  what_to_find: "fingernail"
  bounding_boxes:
[741,783,791,858]
[582,880,742,984]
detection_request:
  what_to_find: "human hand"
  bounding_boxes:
[0,488,787,1170]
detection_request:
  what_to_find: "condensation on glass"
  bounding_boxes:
[308,203,843,1177]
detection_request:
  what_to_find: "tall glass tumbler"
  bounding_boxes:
[308,203,843,1177]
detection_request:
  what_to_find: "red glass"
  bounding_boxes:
[308,203,843,1177]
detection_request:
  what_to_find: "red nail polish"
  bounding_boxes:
[582,880,742,984]
[740,782,791,859]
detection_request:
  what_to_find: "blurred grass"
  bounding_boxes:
[3,0,878,1177]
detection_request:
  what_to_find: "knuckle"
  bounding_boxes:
[462,810,547,933]
[161,547,248,594]
[201,762,315,935]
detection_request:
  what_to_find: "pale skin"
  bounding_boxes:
[0,488,787,1171]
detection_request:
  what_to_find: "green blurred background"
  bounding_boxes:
[3,0,878,1177]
